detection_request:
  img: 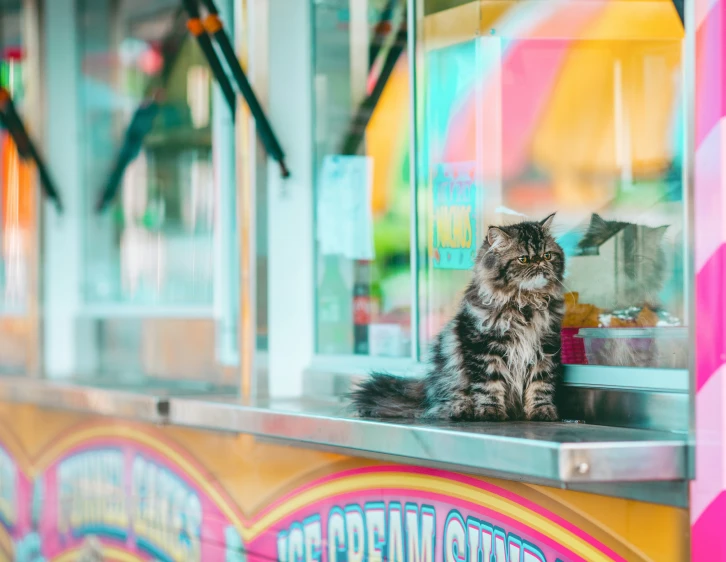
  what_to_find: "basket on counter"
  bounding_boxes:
[561,327,587,365]
[576,327,688,369]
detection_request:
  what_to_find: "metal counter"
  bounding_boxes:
[0,377,689,505]
[167,396,688,490]
[0,376,169,423]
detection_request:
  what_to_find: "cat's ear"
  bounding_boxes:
[654,224,669,239]
[487,226,510,247]
[590,213,608,229]
[540,212,556,230]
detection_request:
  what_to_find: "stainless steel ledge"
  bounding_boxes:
[0,376,169,423]
[0,377,690,505]
[168,396,688,486]
[304,369,690,433]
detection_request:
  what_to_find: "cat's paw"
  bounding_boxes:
[527,405,559,422]
[473,405,508,422]
[428,400,471,421]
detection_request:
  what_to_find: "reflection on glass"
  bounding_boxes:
[81,1,215,307]
[314,0,411,357]
[0,0,35,373]
[72,0,236,384]
[418,0,686,369]
[0,1,30,313]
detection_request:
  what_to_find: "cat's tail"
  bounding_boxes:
[349,372,426,418]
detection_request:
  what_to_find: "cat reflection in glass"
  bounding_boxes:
[574,213,668,311]
[351,214,566,422]
[568,213,672,368]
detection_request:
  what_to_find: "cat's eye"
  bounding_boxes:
[543,252,553,261]
[518,256,529,264]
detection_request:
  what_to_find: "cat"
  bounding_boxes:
[577,213,668,310]
[575,213,671,368]
[350,214,565,421]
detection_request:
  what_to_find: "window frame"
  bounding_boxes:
[262,0,694,409]
[41,0,240,380]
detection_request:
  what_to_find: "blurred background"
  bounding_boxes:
[0,0,687,393]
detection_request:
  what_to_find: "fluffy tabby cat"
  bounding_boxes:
[351,214,565,421]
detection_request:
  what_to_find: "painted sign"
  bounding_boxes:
[244,467,625,562]
[0,418,676,562]
[0,426,245,562]
[0,446,16,533]
[432,163,478,270]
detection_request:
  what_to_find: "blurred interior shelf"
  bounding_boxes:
[0,377,689,506]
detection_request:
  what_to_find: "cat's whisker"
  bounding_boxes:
[554,277,576,295]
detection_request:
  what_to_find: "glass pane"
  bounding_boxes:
[68,0,237,385]
[418,0,687,370]
[313,0,412,358]
[0,0,36,373]
[80,0,213,308]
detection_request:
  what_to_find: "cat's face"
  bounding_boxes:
[581,213,669,308]
[479,214,565,294]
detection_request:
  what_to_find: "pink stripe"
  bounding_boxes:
[696,243,726,391]
[693,0,725,555]
[697,0,721,29]
[693,491,726,560]
[695,122,726,271]
[696,0,726,146]
[692,366,726,522]
[253,465,625,560]
[500,40,570,177]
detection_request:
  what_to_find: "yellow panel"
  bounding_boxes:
[0,403,689,561]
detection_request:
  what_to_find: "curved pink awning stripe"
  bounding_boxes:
[500,40,571,176]
[442,2,607,178]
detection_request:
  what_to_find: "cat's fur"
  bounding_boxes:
[351,214,565,421]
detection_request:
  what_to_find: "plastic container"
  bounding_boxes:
[576,327,688,369]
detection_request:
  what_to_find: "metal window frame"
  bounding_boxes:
[262,0,693,437]
[40,0,240,378]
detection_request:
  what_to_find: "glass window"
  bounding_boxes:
[313,0,412,359]
[79,0,215,309]
[41,0,239,386]
[0,0,36,374]
[417,0,687,372]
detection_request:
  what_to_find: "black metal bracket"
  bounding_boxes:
[0,87,63,212]
[671,0,684,25]
[180,0,237,115]
[96,9,189,213]
[185,0,290,178]
[339,3,407,156]
[97,1,290,213]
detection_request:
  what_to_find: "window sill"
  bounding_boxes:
[0,376,689,507]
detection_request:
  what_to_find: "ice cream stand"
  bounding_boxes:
[0,0,724,560]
